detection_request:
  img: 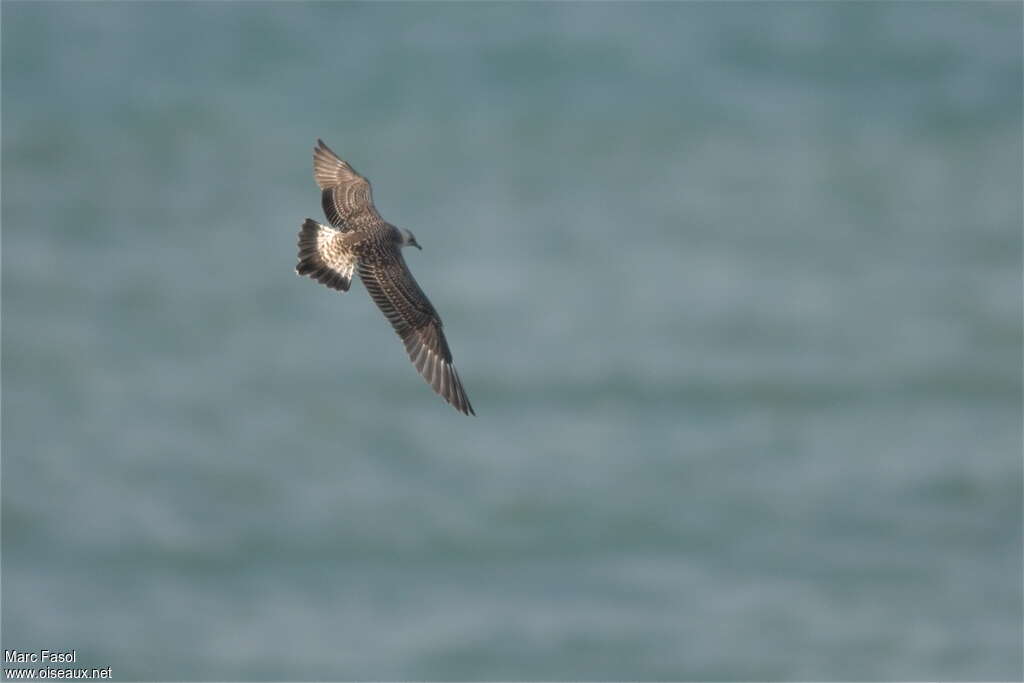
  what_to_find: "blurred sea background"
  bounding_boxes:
[2,2,1021,680]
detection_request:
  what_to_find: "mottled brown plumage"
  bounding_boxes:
[296,140,474,416]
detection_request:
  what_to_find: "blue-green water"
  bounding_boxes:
[2,2,1021,679]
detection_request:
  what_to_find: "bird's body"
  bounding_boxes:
[296,139,474,416]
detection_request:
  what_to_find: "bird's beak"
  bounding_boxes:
[414,243,422,250]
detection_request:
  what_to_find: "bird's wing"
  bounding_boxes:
[313,139,381,229]
[358,250,474,415]
[295,219,360,292]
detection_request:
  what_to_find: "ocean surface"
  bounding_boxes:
[2,2,1021,680]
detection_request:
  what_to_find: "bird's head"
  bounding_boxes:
[400,228,422,250]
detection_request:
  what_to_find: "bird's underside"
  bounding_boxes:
[296,139,474,416]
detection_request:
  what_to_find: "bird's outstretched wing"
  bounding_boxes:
[313,139,380,229]
[358,251,474,416]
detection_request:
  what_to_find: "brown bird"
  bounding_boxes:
[296,139,474,415]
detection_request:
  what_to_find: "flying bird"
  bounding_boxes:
[296,139,475,415]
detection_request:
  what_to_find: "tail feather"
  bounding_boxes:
[295,218,355,292]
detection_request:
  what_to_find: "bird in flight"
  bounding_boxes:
[295,139,475,415]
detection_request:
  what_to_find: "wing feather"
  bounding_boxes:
[313,139,381,229]
[359,250,475,415]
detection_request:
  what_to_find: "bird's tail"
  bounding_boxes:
[295,219,354,292]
